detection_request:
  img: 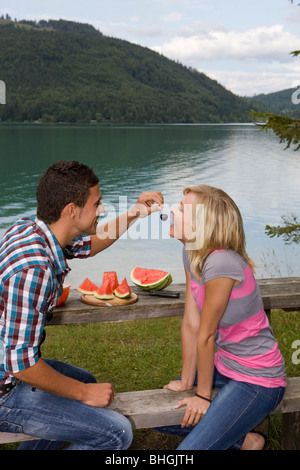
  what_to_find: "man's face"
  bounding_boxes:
[76,184,104,235]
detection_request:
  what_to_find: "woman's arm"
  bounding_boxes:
[164,268,201,391]
[176,276,235,427]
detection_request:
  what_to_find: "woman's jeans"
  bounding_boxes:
[0,359,133,450]
[154,368,285,450]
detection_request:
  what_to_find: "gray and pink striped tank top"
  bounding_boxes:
[183,247,286,388]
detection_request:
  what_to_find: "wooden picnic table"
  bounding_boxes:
[48,277,300,326]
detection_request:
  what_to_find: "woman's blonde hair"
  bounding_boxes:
[183,184,255,280]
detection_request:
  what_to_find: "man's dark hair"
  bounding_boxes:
[37,160,100,224]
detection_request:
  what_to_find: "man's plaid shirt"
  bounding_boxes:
[0,217,91,386]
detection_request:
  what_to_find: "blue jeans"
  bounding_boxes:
[0,359,133,450]
[154,368,285,450]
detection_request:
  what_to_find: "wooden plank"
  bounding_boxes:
[282,412,300,450]
[1,377,299,444]
[262,293,300,310]
[0,433,37,444]
[109,377,300,429]
[48,286,186,325]
[110,388,218,429]
[273,377,300,414]
[48,278,300,325]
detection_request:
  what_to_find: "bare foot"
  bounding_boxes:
[241,432,265,450]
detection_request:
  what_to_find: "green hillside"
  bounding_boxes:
[0,18,255,124]
[248,87,300,118]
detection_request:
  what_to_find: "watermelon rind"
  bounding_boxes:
[130,268,173,291]
[114,288,131,299]
[152,274,173,291]
[93,279,114,300]
[142,273,172,291]
[114,278,132,299]
[94,291,114,300]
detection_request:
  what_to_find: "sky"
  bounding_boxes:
[1,0,300,96]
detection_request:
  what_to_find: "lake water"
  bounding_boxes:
[0,123,299,288]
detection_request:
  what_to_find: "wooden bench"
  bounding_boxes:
[1,377,300,449]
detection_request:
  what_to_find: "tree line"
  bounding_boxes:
[0,19,255,124]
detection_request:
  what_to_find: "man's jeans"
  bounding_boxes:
[154,368,285,450]
[0,359,133,450]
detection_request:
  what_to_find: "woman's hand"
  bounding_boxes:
[163,379,193,392]
[176,396,210,428]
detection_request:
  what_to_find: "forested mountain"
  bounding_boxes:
[0,18,256,124]
[248,87,300,118]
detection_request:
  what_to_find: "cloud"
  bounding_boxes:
[177,21,228,37]
[124,24,163,38]
[130,16,140,23]
[152,24,299,64]
[162,11,183,22]
[204,69,300,96]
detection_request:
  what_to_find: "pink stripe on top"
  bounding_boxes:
[191,281,205,311]
[191,263,256,311]
[216,342,285,370]
[218,307,269,343]
[229,265,256,299]
[214,355,287,387]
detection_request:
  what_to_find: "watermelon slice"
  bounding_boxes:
[102,271,119,291]
[130,268,172,291]
[114,278,132,299]
[94,279,114,300]
[77,278,98,295]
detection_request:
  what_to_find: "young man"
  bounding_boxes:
[0,160,164,450]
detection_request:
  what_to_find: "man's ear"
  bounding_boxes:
[61,202,77,219]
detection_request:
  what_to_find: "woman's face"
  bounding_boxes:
[169,192,199,243]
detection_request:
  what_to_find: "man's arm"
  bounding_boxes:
[14,359,115,407]
[89,190,164,256]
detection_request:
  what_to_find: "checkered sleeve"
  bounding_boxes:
[2,268,52,375]
[63,235,91,259]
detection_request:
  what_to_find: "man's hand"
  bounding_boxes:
[128,191,164,218]
[81,382,116,408]
[90,191,164,256]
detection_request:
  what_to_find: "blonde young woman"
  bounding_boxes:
[157,185,286,450]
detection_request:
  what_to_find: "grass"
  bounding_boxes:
[43,317,183,392]
[1,310,299,450]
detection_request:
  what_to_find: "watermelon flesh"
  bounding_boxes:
[77,278,98,294]
[102,271,119,291]
[94,279,114,300]
[130,268,172,291]
[114,278,131,299]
